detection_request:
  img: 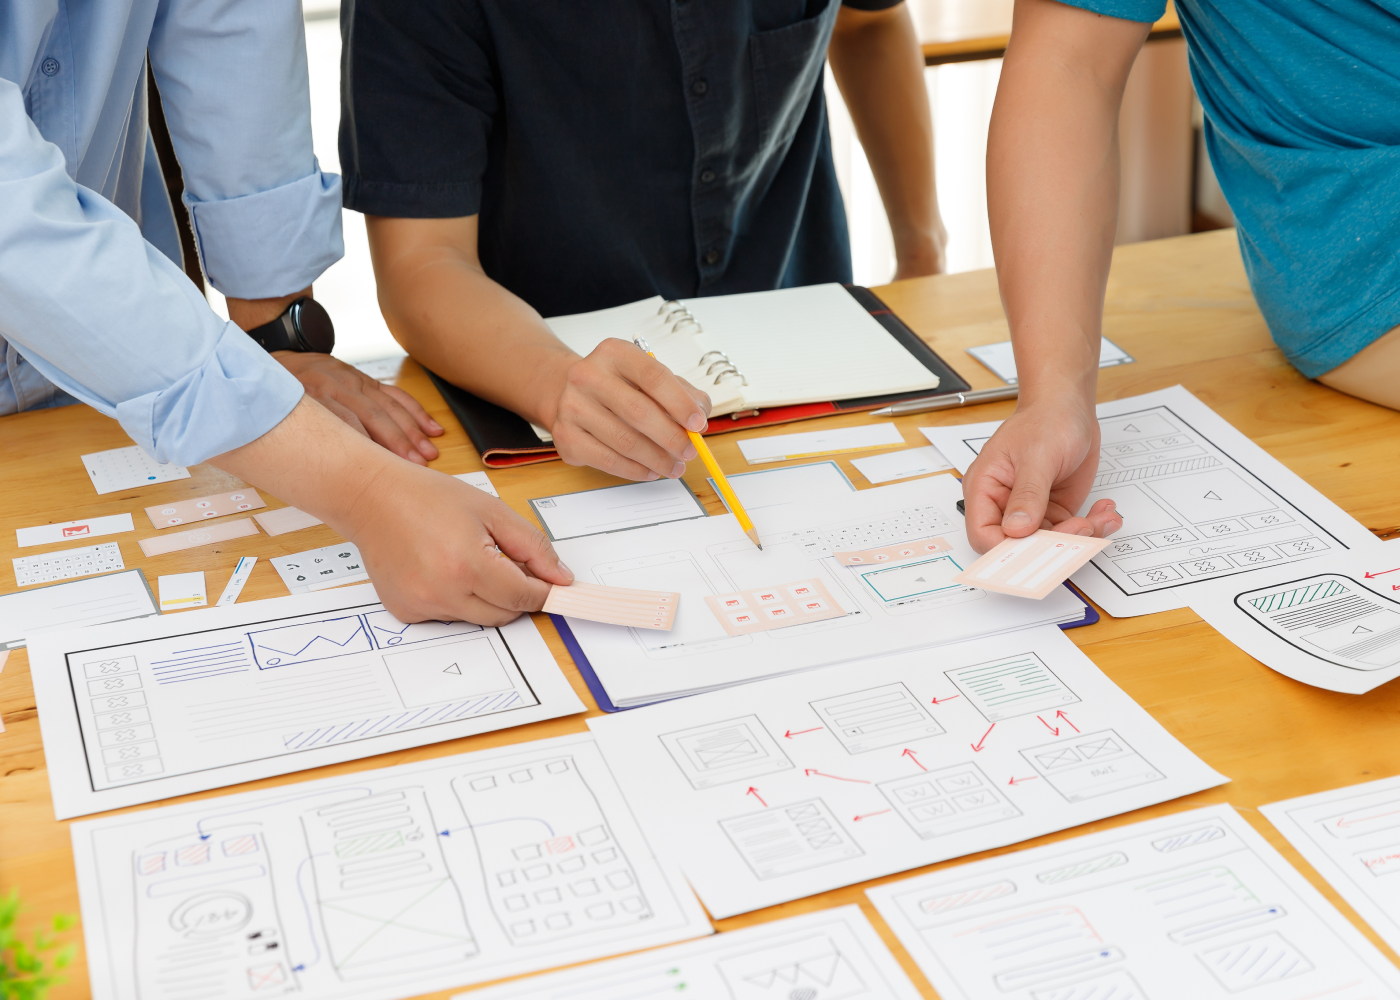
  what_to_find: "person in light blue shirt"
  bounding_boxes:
[955,0,1400,554]
[0,1,576,625]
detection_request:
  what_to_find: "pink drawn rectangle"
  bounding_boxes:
[833,536,952,566]
[951,529,1109,600]
[144,490,266,529]
[543,581,679,630]
[705,578,845,635]
[253,506,324,536]
[138,518,260,557]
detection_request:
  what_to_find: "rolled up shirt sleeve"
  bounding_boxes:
[148,0,343,298]
[0,79,304,465]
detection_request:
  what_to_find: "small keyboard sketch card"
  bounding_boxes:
[143,489,265,528]
[462,906,923,1000]
[81,446,189,495]
[137,518,258,558]
[706,578,845,635]
[271,542,368,593]
[28,585,585,817]
[70,732,708,1000]
[14,541,124,586]
[953,530,1109,600]
[833,537,951,566]
[922,385,1379,617]
[543,581,679,630]
[868,804,1400,1000]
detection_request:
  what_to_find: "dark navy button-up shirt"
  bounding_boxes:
[340,0,898,319]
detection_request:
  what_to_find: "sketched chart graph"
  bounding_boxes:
[715,932,868,1000]
[364,611,483,649]
[249,616,373,669]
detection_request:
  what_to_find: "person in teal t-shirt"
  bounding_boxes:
[958,0,1400,554]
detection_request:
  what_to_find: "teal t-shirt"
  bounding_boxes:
[1060,0,1400,377]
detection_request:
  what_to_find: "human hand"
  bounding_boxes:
[961,398,1123,553]
[273,351,443,465]
[545,338,712,481]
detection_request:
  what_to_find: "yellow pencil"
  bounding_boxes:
[634,337,762,550]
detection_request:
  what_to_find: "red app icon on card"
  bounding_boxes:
[62,525,90,537]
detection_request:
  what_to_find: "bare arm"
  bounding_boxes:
[365,214,710,481]
[828,3,946,278]
[962,0,1148,551]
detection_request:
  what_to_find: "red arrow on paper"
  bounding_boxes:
[853,809,892,822]
[902,749,927,772]
[1336,805,1400,830]
[805,769,871,784]
[1364,567,1400,579]
[1008,776,1039,786]
[784,727,823,739]
[1056,710,1081,734]
[930,694,961,705]
[746,787,767,808]
[971,724,995,752]
[1037,715,1060,736]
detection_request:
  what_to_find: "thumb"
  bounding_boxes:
[484,505,575,586]
[1002,456,1057,538]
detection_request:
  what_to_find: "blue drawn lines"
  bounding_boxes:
[249,616,373,669]
[363,611,483,648]
[150,641,251,684]
[282,692,525,750]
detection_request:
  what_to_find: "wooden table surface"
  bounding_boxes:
[2,228,1398,997]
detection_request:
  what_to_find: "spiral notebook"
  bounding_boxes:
[428,284,970,467]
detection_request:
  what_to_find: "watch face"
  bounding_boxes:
[291,298,336,353]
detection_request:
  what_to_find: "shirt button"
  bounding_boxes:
[703,250,720,265]
[41,57,61,76]
[700,169,716,184]
[691,78,708,96]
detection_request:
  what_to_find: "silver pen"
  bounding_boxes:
[869,384,1019,416]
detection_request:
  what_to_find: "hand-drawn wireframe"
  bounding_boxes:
[720,799,864,879]
[1020,730,1164,802]
[1233,574,1400,671]
[453,755,654,944]
[877,763,1020,839]
[594,550,749,659]
[659,716,794,789]
[382,635,516,708]
[364,612,484,648]
[809,684,944,754]
[135,827,300,999]
[945,651,1081,722]
[715,932,867,1000]
[79,655,166,785]
[867,805,1400,1000]
[249,616,374,669]
[301,788,477,980]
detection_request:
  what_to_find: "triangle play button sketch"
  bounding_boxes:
[1122,423,1139,433]
[443,662,461,674]
[914,577,927,583]
[1353,626,1372,634]
[1203,491,1223,500]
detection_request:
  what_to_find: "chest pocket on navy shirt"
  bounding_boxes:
[748,0,837,157]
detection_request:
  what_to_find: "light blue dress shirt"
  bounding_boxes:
[0,0,344,464]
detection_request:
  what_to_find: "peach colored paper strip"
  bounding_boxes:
[544,581,679,630]
[253,506,324,536]
[833,537,952,566]
[144,490,266,529]
[951,529,1110,600]
[138,518,260,557]
[705,578,845,636]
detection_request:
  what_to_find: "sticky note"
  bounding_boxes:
[544,582,679,630]
[138,519,259,557]
[953,529,1110,600]
[158,572,208,611]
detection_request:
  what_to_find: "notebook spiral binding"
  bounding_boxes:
[660,302,748,385]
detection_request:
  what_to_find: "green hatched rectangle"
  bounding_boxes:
[335,831,405,858]
[1250,579,1348,613]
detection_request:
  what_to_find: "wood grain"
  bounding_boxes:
[2,228,1397,997]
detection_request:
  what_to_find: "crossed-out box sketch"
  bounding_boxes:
[1020,729,1164,802]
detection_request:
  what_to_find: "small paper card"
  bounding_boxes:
[144,489,266,528]
[137,518,259,558]
[158,572,207,611]
[833,537,952,566]
[705,578,845,635]
[16,513,135,548]
[271,543,368,594]
[252,506,324,536]
[82,446,190,494]
[544,582,679,630]
[13,542,125,586]
[952,529,1109,599]
[453,471,500,497]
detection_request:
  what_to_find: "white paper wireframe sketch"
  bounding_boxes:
[1187,539,1400,694]
[867,803,1400,1000]
[586,625,1225,918]
[462,904,923,1000]
[28,584,584,818]
[554,475,1087,708]
[921,385,1379,617]
[70,732,709,1000]
[1262,774,1400,957]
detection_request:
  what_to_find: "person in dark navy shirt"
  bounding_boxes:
[341,0,944,481]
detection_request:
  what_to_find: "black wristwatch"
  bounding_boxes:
[245,296,336,353]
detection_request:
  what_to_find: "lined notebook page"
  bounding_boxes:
[681,283,939,407]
